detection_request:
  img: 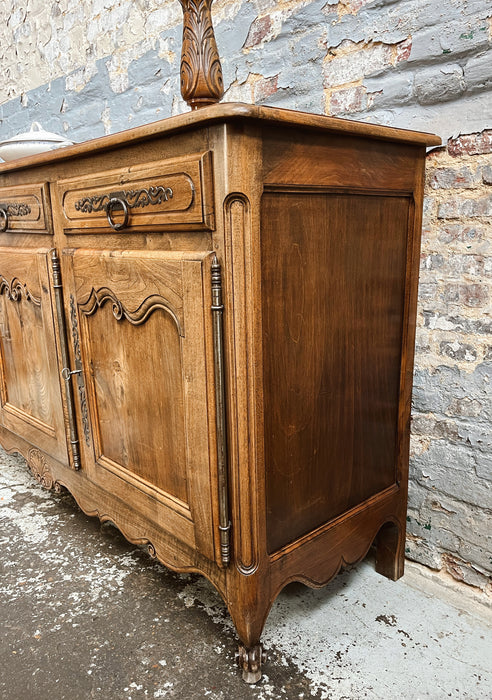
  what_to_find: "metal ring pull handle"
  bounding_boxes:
[0,208,8,232]
[106,197,129,231]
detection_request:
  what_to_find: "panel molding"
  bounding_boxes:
[75,281,189,507]
[96,453,193,521]
[0,275,41,306]
[3,402,56,437]
[79,286,183,336]
[224,193,259,575]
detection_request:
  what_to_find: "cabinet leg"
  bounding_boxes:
[375,520,404,581]
[236,643,267,684]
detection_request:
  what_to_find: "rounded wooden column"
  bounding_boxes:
[179,0,224,109]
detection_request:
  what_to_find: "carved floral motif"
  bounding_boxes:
[179,0,224,109]
[0,275,41,306]
[0,202,32,217]
[27,448,62,492]
[74,186,173,214]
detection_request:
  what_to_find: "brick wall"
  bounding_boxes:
[410,132,491,593]
[0,0,491,598]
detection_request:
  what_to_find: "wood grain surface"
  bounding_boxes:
[261,191,410,552]
[0,105,434,679]
[0,248,67,462]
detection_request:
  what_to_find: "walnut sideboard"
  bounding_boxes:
[0,104,440,682]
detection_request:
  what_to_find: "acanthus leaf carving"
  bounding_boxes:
[179,0,224,109]
[27,448,62,493]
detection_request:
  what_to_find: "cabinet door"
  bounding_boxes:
[0,248,67,462]
[65,249,219,561]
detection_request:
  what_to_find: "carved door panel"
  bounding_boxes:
[64,249,220,560]
[0,248,67,462]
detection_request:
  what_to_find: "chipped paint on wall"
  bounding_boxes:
[0,0,491,143]
[0,0,182,102]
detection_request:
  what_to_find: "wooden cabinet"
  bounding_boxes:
[0,104,440,683]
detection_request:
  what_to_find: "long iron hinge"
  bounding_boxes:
[50,249,82,470]
[211,254,231,567]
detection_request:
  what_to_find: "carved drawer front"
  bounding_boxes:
[0,183,50,233]
[56,152,214,233]
[0,248,67,462]
[65,249,219,560]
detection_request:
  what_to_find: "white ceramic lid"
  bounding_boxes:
[0,122,70,145]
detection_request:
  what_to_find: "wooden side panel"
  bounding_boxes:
[261,192,411,553]
[262,127,419,192]
[0,248,66,461]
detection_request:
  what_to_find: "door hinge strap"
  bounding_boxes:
[211,254,231,567]
[50,249,81,471]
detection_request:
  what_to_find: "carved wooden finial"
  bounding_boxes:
[179,0,224,109]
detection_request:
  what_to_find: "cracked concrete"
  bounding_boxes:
[0,446,491,699]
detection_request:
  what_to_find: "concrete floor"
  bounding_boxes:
[1,446,491,700]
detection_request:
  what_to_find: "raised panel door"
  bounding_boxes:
[64,249,220,561]
[0,248,67,462]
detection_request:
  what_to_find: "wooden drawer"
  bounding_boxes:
[0,183,50,233]
[56,152,215,233]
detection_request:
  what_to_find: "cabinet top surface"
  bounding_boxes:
[0,102,441,175]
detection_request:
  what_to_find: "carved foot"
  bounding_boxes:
[236,643,267,684]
